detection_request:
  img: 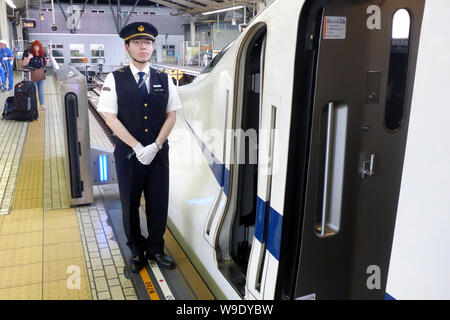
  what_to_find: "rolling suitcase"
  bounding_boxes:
[10,80,38,121]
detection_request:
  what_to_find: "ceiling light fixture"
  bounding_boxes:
[201,5,244,15]
[5,0,17,9]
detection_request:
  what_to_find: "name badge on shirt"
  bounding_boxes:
[152,84,165,93]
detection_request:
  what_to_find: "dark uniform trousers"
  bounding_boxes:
[114,146,169,257]
[113,66,170,258]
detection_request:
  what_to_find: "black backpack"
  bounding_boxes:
[2,96,15,119]
[10,80,38,121]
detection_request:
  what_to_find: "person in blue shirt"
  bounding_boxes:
[0,59,6,91]
[0,40,15,91]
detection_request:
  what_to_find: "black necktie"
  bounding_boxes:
[137,72,148,98]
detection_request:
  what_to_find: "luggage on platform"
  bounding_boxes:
[3,80,38,121]
[2,96,15,119]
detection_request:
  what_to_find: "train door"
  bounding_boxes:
[278,0,425,299]
[215,25,267,297]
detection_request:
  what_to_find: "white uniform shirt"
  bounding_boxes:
[97,63,183,114]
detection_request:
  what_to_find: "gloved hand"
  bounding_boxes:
[2,57,8,61]
[137,143,159,165]
[132,142,145,158]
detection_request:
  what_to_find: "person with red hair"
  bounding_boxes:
[23,40,49,110]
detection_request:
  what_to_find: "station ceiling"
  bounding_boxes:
[13,0,264,16]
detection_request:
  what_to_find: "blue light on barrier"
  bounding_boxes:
[98,155,108,182]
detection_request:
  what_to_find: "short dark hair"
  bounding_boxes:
[125,36,154,46]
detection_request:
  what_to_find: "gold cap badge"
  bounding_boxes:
[138,25,145,32]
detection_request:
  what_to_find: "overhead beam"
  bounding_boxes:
[107,0,120,32]
[123,0,140,26]
[55,0,68,23]
[187,0,221,8]
[163,0,205,10]
[186,0,265,15]
[71,0,91,33]
[221,0,265,5]
[148,0,189,11]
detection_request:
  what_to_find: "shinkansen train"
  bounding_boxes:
[165,0,450,300]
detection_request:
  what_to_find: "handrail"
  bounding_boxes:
[49,55,61,71]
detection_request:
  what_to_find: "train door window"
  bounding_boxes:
[70,44,85,64]
[91,44,105,64]
[384,9,412,132]
[51,44,64,64]
[201,40,234,74]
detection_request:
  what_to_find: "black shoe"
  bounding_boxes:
[129,255,146,273]
[146,253,175,269]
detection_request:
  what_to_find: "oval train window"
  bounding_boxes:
[392,9,411,39]
[384,9,411,132]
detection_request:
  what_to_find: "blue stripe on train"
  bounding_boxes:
[255,197,281,260]
[384,292,396,300]
[185,120,281,260]
[184,120,226,189]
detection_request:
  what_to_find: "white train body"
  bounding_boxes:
[167,0,450,300]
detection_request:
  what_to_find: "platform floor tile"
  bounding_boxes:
[43,276,91,300]
[74,194,138,300]
[0,283,42,300]
[0,85,28,215]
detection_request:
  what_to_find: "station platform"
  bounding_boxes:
[0,72,214,300]
[152,63,204,75]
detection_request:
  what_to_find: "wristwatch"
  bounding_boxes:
[155,140,162,150]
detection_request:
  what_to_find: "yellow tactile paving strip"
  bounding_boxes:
[43,78,70,210]
[0,75,92,300]
[11,108,44,210]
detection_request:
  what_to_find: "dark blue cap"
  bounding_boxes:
[119,22,158,41]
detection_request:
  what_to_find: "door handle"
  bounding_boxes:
[320,102,335,237]
[362,154,376,178]
[315,102,347,238]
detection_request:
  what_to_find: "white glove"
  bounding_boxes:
[132,142,145,158]
[137,143,159,165]
[2,57,8,61]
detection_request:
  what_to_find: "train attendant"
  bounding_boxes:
[97,22,182,272]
